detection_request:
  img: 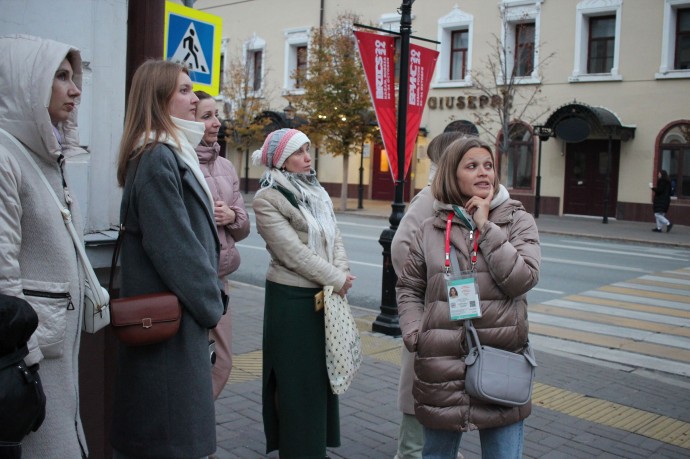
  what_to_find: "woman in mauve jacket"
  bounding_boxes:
[396,137,541,459]
[194,90,250,399]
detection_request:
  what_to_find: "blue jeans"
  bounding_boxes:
[422,420,524,459]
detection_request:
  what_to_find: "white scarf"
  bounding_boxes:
[137,117,214,210]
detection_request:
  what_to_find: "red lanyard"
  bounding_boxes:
[445,211,479,272]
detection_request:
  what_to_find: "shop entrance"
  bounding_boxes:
[563,139,620,217]
[370,143,412,201]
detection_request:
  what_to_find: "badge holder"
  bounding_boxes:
[444,212,482,321]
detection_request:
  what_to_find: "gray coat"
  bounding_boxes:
[0,35,87,458]
[111,143,225,458]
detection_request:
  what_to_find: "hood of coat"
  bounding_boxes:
[0,34,84,162]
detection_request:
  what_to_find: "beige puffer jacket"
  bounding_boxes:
[396,198,541,432]
[253,171,349,290]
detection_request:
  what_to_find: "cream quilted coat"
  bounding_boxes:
[0,34,88,457]
[397,198,541,432]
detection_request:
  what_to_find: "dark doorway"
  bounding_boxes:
[370,143,412,201]
[563,139,620,216]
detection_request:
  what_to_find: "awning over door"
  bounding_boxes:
[542,102,636,143]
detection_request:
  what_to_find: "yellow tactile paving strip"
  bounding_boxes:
[532,383,690,449]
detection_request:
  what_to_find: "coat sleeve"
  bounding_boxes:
[479,209,541,298]
[225,162,250,243]
[253,194,348,290]
[396,225,429,353]
[332,227,350,273]
[0,149,43,364]
[391,188,433,276]
[135,151,223,329]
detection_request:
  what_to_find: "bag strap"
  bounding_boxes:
[0,128,106,306]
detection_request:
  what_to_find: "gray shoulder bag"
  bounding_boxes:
[448,244,537,407]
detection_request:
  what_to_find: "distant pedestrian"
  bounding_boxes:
[194,90,250,399]
[651,170,673,233]
[397,137,541,459]
[252,128,355,458]
[0,34,88,458]
[391,131,465,459]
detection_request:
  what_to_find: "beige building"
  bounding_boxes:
[194,0,690,225]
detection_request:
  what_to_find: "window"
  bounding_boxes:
[250,50,262,92]
[435,6,474,88]
[284,27,309,93]
[294,46,307,88]
[587,15,615,73]
[660,2,690,78]
[450,30,469,80]
[500,1,542,84]
[676,8,690,69]
[515,23,535,77]
[499,123,534,190]
[570,0,622,82]
[658,122,690,198]
[244,34,266,95]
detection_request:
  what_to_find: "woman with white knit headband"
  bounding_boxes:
[252,128,355,458]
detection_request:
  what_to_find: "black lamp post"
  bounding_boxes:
[358,140,365,209]
[533,125,552,218]
[283,102,296,128]
[372,0,415,337]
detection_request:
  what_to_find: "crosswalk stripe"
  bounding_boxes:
[531,267,690,377]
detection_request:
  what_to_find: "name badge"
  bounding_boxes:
[446,271,482,320]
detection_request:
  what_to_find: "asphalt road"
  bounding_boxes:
[233,211,690,311]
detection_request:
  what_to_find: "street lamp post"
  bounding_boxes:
[283,102,296,128]
[358,141,365,209]
[373,0,415,337]
[533,125,551,218]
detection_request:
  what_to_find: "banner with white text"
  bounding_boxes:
[354,30,398,179]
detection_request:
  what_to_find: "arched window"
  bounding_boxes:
[499,122,534,190]
[659,122,690,198]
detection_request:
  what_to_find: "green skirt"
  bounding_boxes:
[263,280,340,458]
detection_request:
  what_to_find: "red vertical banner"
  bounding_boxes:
[405,43,439,178]
[354,30,398,179]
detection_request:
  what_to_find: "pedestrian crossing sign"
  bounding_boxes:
[164,1,222,96]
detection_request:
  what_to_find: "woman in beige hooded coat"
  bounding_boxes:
[0,34,88,458]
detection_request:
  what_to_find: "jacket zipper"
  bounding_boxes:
[23,289,75,310]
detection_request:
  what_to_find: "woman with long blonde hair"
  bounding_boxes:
[112,60,225,459]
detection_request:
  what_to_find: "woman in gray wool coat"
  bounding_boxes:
[112,60,226,459]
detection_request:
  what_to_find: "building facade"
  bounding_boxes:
[197,0,690,224]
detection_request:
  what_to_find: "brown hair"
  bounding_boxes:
[431,137,499,205]
[426,131,467,165]
[116,60,188,186]
[194,90,213,101]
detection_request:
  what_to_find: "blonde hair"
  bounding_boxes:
[116,60,188,186]
[431,137,500,205]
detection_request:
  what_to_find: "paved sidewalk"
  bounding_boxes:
[214,279,690,458]
[218,194,690,457]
